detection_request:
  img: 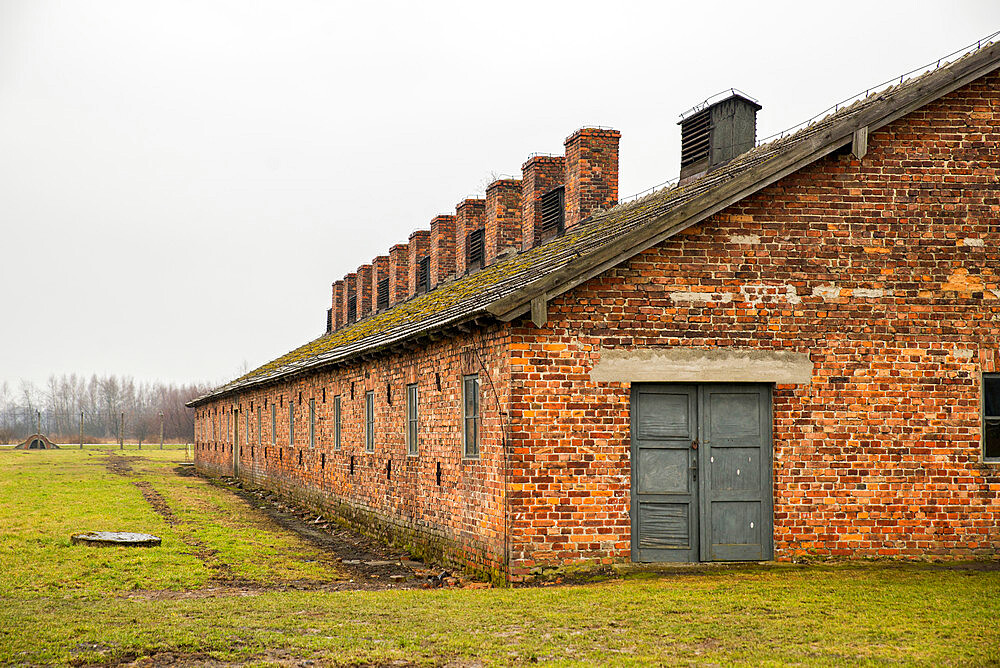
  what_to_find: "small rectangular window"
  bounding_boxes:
[466,228,485,272]
[309,398,316,448]
[985,374,1000,461]
[406,383,419,456]
[377,277,390,310]
[334,395,341,450]
[463,374,480,458]
[270,403,276,446]
[212,415,217,441]
[365,390,375,452]
[288,404,295,446]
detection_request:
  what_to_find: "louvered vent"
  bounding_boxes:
[466,228,485,272]
[679,92,760,181]
[680,107,711,170]
[347,295,357,323]
[326,308,333,333]
[539,186,565,240]
[376,277,389,310]
[417,256,430,293]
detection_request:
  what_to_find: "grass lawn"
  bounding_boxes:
[0,448,997,666]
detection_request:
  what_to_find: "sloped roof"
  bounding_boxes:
[188,40,1000,407]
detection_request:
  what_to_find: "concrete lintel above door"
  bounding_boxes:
[590,347,812,384]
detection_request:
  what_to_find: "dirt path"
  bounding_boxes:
[206,474,462,590]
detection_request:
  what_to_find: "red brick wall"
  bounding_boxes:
[505,72,1000,577]
[194,323,512,578]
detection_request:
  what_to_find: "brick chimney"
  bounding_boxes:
[388,243,409,305]
[407,230,430,296]
[344,272,357,324]
[564,128,620,228]
[455,199,485,275]
[331,279,345,331]
[356,264,372,320]
[485,179,521,265]
[371,255,389,312]
[429,215,456,287]
[520,155,565,250]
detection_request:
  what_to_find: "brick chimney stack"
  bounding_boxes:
[520,155,565,250]
[455,198,486,275]
[564,128,620,228]
[388,243,409,305]
[485,179,521,265]
[429,215,456,287]
[371,255,389,312]
[407,230,430,296]
[331,279,345,331]
[344,272,357,324]
[355,264,373,321]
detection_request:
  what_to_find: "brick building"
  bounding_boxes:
[190,43,1000,580]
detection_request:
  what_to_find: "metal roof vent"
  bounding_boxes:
[679,90,761,182]
[376,277,389,310]
[539,186,565,241]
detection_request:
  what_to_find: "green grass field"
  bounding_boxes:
[1,448,997,666]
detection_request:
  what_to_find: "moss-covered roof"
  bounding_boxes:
[188,40,1000,407]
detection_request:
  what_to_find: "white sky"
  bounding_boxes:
[1,1,998,389]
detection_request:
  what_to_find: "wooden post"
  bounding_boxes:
[159,412,164,450]
[120,413,124,450]
[79,411,84,449]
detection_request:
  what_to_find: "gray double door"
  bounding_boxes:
[631,383,773,562]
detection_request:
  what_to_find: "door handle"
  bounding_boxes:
[690,441,699,481]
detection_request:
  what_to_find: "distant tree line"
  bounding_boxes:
[0,375,212,445]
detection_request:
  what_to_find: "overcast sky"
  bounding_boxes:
[1,1,997,390]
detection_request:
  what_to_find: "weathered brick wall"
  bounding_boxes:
[506,73,1000,577]
[195,323,512,578]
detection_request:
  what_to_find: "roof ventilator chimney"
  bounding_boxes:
[376,277,389,311]
[417,256,431,294]
[346,294,357,323]
[466,228,485,272]
[679,89,761,182]
[539,186,565,241]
